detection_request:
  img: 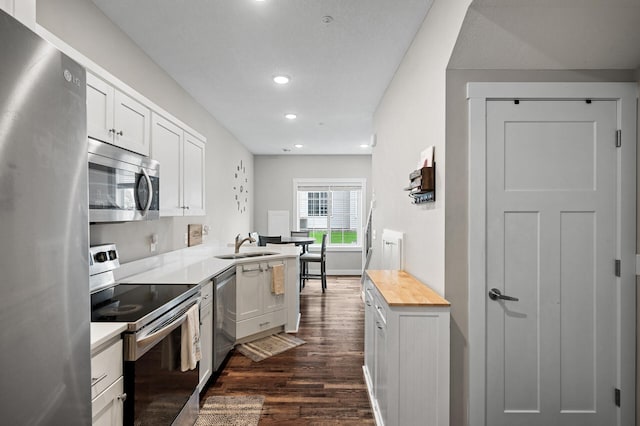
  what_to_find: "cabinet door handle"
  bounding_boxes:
[91,373,108,387]
[259,321,270,327]
[242,266,263,273]
[117,393,127,402]
[108,128,116,134]
[116,130,124,136]
[265,263,283,270]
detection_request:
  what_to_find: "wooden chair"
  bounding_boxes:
[300,233,327,292]
[258,235,281,246]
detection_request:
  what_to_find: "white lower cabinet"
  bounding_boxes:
[92,377,124,426]
[91,339,124,426]
[199,282,213,392]
[235,260,286,341]
[363,272,450,426]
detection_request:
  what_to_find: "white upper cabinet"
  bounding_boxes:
[152,114,183,216]
[183,132,206,216]
[87,73,151,156]
[1,0,35,29]
[0,0,10,13]
[152,113,206,217]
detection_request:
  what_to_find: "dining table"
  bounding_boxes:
[276,236,316,254]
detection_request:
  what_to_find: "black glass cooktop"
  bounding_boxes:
[91,284,195,323]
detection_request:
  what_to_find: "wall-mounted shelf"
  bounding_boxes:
[404,163,435,204]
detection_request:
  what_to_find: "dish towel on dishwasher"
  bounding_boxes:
[181,304,201,372]
[271,264,285,295]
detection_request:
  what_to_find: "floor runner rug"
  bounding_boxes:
[195,395,264,426]
[236,332,305,362]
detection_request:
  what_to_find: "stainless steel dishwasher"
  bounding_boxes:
[213,265,236,371]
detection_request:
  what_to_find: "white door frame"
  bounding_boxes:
[467,82,636,426]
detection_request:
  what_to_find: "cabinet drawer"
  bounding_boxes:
[236,309,285,340]
[92,376,124,426]
[91,340,123,399]
[373,294,387,325]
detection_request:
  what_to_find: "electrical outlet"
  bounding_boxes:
[149,233,158,252]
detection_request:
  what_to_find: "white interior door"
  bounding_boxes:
[485,99,618,425]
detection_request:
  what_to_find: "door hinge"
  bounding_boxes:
[615,259,621,277]
[616,130,622,147]
[615,388,621,407]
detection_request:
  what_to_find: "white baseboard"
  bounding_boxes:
[305,268,362,276]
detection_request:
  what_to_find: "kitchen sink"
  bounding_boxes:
[215,252,278,260]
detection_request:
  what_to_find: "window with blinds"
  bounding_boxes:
[293,179,366,247]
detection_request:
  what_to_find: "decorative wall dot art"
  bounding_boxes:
[233,159,249,213]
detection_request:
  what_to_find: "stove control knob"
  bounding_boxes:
[94,252,108,263]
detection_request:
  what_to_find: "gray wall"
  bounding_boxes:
[372,0,471,420]
[371,0,470,294]
[37,0,254,263]
[445,69,636,426]
[254,155,372,274]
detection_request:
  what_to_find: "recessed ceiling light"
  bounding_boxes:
[273,75,290,85]
[360,144,370,148]
[285,113,297,120]
[294,144,303,148]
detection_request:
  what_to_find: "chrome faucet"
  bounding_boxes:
[234,233,256,253]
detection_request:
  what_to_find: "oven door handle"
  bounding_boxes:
[136,310,188,348]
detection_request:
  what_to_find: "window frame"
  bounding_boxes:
[292,178,366,251]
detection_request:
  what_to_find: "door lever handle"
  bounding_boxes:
[488,288,519,302]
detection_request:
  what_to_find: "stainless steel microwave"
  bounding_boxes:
[88,139,160,222]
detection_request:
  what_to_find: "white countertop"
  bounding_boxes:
[116,242,299,286]
[89,243,299,350]
[91,323,127,352]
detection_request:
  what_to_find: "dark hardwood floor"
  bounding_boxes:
[202,276,375,425]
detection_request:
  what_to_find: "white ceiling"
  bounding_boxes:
[450,0,640,70]
[91,0,434,155]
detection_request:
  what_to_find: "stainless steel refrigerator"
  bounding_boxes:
[0,10,90,425]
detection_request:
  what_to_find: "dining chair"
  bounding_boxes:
[300,233,327,292]
[258,235,282,246]
[290,230,310,237]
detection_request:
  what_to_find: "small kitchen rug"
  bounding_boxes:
[195,395,264,426]
[236,332,305,362]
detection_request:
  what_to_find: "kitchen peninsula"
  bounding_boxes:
[89,243,300,424]
[101,242,300,335]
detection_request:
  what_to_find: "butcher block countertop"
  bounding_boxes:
[366,270,450,307]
